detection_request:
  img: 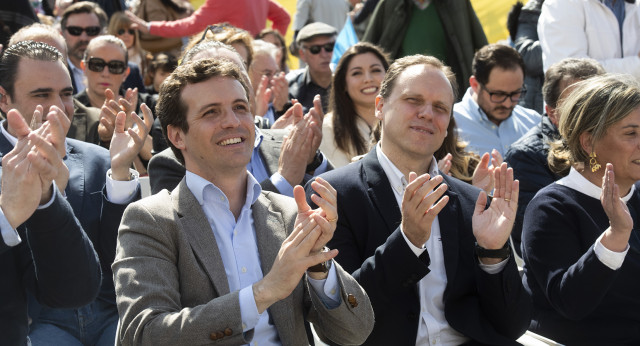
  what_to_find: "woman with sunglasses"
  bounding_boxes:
[108,11,148,80]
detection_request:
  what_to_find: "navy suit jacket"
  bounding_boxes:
[307,147,531,345]
[0,132,134,303]
[0,187,101,345]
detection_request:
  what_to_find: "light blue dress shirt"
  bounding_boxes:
[185,170,340,345]
[453,88,541,157]
[248,126,328,197]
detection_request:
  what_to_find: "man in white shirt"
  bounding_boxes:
[308,54,532,345]
[112,57,374,345]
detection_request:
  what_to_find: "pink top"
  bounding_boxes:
[149,0,290,37]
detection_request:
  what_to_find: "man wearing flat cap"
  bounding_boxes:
[287,22,337,113]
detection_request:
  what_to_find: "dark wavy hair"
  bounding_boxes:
[330,42,390,157]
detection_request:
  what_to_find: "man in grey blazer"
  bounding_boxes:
[113,58,374,345]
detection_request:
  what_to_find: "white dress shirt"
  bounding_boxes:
[376,144,507,346]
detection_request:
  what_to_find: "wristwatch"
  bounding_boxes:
[475,241,511,259]
[306,150,324,173]
[308,247,332,273]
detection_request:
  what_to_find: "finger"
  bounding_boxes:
[406,175,443,213]
[479,151,490,168]
[408,171,418,184]
[140,103,154,132]
[504,166,514,202]
[7,109,32,139]
[126,128,144,146]
[298,226,323,254]
[48,105,71,135]
[510,179,520,207]
[492,148,504,166]
[307,248,339,268]
[30,105,44,130]
[416,183,448,217]
[294,185,312,213]
[426,193,450,218]
[114,111,127,135]
[312,94,324,121]
[104,88,116,103]
[290,218,318,248]
[404,173,431,200]
[474,190,488,216]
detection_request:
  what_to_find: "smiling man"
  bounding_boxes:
[453,44,541,156]
[113,58,373,345]
[307,54,531,345]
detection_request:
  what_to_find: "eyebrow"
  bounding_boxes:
[196,99,249,113]
[28,88,54,94]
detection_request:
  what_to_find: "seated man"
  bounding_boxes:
[309,55,532,345]
[0,40,151,345]
[113,58,374,345]
[0,75,101,344]
[454,44,540,156]
[149,40,329,197]
[505,57,605,256]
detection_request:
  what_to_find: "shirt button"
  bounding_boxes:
[242,267,247,273]
[220,196,225,201]
[330,289,336,295]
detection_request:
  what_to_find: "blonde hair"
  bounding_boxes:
[548,74,640,175]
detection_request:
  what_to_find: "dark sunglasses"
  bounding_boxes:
[303,42,335,55]
[117,28,136,36]
[65,26,101,36]
[86,57,127,74]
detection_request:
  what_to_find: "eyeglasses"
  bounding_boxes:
[302,42,335,55]
[196,23,242,44]
[65,26,101,36]
[480,84,526,103]
[86,57,127,74]
[117,28,136,36]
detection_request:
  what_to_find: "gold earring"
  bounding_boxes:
[589,152,601,172]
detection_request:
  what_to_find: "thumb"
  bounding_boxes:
[294,185,311,213]
[474,190,488,216]
[7,109,32,139]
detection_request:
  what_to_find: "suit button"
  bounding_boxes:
[347,294,358,308]
[216,331,224,339]
[210,332,218,340]
[224,328,232,336]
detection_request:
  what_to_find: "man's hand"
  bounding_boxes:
[271,99,302,129]
[252,214,338,313]
[600,163,633,252]
[277,104,311,186]
[472,162,518,264]
[271,72,289,112]
[400,172,449,247]
[109,104,153,180]
[305,95,324,166]
[125,10,150,34]
[293,178,338,254]
[0,112,67,228]
[254,75,272,117]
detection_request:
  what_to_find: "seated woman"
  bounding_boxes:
[521,74,640,344]
[76,35,154,173]
[320,42,389,168]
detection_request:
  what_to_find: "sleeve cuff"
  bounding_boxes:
[36,181,58,210]
[400,227,427,257]
[312,156,329,175]
[270,172,294,197]
[0,205,21,247]
[478,257,509,274]
[106,168,140,204]
[594,232,628,270]
[239,285,262,333]
[306,262,341,309]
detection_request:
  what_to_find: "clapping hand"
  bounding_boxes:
[600,163,633,252]
[472,149,503,194]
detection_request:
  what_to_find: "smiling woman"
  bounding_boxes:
[319,42,389,168]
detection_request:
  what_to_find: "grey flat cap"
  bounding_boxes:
[295,22,337,45]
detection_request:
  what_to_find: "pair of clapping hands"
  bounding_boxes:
[438,148,503,194]
[403,161,518,265]
[98,88,154,178]
[255,72,289,117]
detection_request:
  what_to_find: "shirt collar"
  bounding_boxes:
[376,143,439,196]
[67,57,81,72]
[254,125,263,149]
[557,166,635,203]
[186,169,262,209]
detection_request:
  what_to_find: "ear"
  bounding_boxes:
[0,85,11,114]
[579,131,593,154]
[374,95,384,121]
[469,75,479,93]
[546,104,559,127]
[80,60,86,71]
[167,124,186,151]
[123,66,131,81]
[298,47,307,63]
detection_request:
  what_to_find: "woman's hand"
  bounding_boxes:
[600,163,633,252]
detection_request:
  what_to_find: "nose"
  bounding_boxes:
[364,71,373,82]
[417,104,434,119]
[220,107,241,128]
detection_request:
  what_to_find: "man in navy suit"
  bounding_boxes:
[307,55,532,345]
[0,40,151,345]
[0,99,102,346]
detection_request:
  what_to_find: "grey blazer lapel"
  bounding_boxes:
[173,179,230,296]
[252,193,296,344]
